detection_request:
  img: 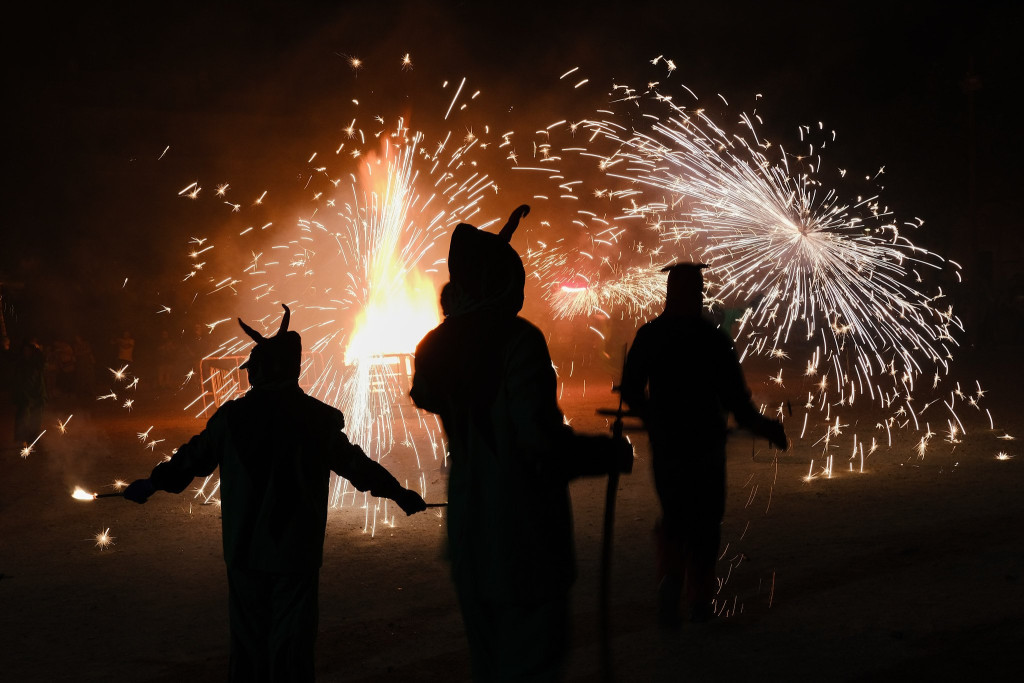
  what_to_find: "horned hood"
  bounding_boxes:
[239,304,302,386]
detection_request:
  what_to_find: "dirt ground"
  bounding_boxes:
[1,350,1022,682]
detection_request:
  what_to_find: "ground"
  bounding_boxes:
[1,350,1022,682]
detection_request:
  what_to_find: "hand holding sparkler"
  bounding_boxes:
[762,420,789,451]
[123,479,157,504]
[393,488,428,515]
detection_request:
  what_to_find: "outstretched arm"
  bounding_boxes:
[124,414,225,503]
[328,423,427,515]
[505,324,632,481]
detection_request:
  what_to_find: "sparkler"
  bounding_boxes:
[72,487,124,500]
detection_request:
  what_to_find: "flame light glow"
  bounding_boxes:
[165,99,510,517]
[117,55,1009,528]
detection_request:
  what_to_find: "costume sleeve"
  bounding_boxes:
[505,325,618,480]
[326,412,406,500]
[505,325,572,454]
[717,334,776,435]
[150,410,226,494]
[620,327,650,416]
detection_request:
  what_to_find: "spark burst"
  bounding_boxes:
[162,72,510,512]
[94,528,114,550]
[510,59,996,471]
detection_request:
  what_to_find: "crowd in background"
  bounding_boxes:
[0,326,210,448]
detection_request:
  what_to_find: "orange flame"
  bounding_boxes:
[344,269,440,364]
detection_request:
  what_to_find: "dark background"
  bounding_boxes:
[3,1,1022,353]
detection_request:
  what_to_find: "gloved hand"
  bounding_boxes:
[764,420,788,451]
[613,436,634,474]
[123,478,157,504]
[394,488,427,516]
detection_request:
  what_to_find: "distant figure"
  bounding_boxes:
[156,330,177,390]
[52,338,76,399]
[186,323,208,378]
[13,338,46,446]
[124,305,427,681]
[113,330,135,371]
[411,205,633,681]
[621,263,787,626]
[1,335,16,444]
[72,334,96,399]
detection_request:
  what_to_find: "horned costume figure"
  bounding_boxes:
[411,205,633,681]
[620,263,788,626]
[124,305,426,682]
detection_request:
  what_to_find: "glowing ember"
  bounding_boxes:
[57,414,73,434]
[20,430,46,458]
[94,528,114,550]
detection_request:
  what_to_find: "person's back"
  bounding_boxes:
[211,384,360,571]
[125,305,426,681]
[621,263,786,626]
[628,313,751,448]
[412,206,631,681]
[414,309,576,602]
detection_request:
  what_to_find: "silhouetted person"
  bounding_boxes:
[52,338,76,399]
[620,263,787,626]
[1,335,15,444]
[411,205,632,681]
[113,330,134,372]
[156,329,177,390]
[124,305,427,682]
[72,334,96,399]
[13,338,46,446]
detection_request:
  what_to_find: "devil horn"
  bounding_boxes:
[497,204,530,242]
[238,318,266,343]
[280,304,291,333]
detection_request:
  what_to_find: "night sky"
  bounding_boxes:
[3,1,1021,345]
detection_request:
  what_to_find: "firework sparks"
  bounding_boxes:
[20,430,46,458]
[94,528,114,550]
[167,70,517,509]
[508,60,996,474]
[57,414,73,434]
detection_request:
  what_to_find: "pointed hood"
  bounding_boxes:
[444,204,530,317]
